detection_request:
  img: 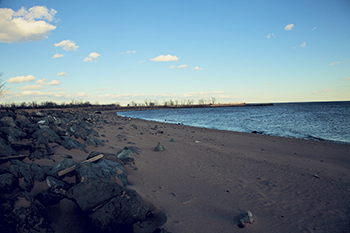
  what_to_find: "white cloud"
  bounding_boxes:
[266,33,275,39]
[343,77,350,80]
[52,53,63,58]
[178,64,187,69]
[329,61,340,66]
[169,65,175,69]
[150,54,179,62]
[194,66,203,70]
[36,79,61,85]
[57,72,67,76]
[284,24,294,31]
[84,52,100,62]
[292,47,296,49]
[300,42,306,47]
[48,88,64,91]
[0,6,57,43]
[54,39,79,51]
[312,89,334,94]
[120,50,136,55]
[7,75,36,83]
[20,85,43,90]
[138,60,146,63]
[312,27,317,30]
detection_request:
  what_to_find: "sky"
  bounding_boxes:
[0,0,349,105]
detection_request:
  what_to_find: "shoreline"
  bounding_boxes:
[1,109,349,232]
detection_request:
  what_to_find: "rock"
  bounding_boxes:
[49,158,77,177]
[32,128,62,144]
[0,116,17,128]
[0,127,26,142]
[87,151,124,165]
[85,136,104,147]
[29,138,53,160]
[67,178,149,232]
[61,137,88,152]
[35,191,63,207]
[1,191,53,232]
[75,159,128,185]
[10,160,47,192]
[0,139,18,157]
[117,147,136,163]
[154,142,166,151]
[15,114,30,123]
[46,176,71,195]
[0,173,18,193]
[238,211,254,228]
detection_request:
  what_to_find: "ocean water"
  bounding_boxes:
[117,101,350,144]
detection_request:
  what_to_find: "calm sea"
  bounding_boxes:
[117,101,350,144]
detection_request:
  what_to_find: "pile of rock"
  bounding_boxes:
[0,110,167,233]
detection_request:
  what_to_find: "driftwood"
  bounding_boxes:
[58,154,104,176]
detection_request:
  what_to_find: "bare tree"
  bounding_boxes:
[0,72,8,97]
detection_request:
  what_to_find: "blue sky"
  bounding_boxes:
[0,0,349,105]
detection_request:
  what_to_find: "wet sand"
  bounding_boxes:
[11,110,350,233]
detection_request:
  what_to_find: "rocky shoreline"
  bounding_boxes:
[0,109,167,233]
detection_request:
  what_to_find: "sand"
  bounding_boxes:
[6,110,350,233]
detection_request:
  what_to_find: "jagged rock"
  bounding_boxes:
[15,114,30,123]
[67,178,149,233]
[49,158,77,177]
[0,139,18,157]
[0,116,17,128]
[0,127,26,142]
[46,176,71,195]
[35,191,63,207]
[32,128,62,144]
[154,142,166,151]
[1,191,53,232]
[75,159,128,185]
[10,160,47,192]
[0,173,18,193]
[117,147,136,163]
[29,138,53,160]
[85,136,104,147]
[61,137,88,152]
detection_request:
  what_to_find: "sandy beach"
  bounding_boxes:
[2,109,350,233]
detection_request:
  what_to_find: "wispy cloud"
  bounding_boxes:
[52,53,64,59]
[54,39,79,51]
[264,82,273,85]
[36,79,61,85]
[312,27,317,30]
[138,60,146,63]
[119,50,136,55]
[329,61,340,66]
[20,85,43,90]
[150,54,179,62]
[194,66,203,70]
[312,89,334,94]
[169,65,175,69]
[266,33,275,39]
[0,6,57,43]
[343,77,350,80]
[84,52,100,62]
[300,42,306,47]
[284,24,294,31]
[7,75,36,83]
[57,72,67,76]
[178,64,187,69]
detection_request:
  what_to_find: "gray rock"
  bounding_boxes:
[154,142,166,151]
[117,147,136,163]
[0,116,17,128]
[32,128,62,144]
[67,178,149,232]
[61,137,88,152]
[0,127,26,142]
[49,158,77,177]
[0,139,18,157]
[85,136,104,147]
[0,173,18,193]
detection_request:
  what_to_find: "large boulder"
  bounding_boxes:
[0,127,26,142]
[32,128,62,144]
[67,178,149,233]
[0,173,18,193]
[85,136,104,147]
[0,116,17,128]
[0,139,18,157]
[49,158,77,178]
[75,159,128,185]
[61,137,88,152]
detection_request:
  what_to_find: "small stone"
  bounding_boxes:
[238,211,253,228]
[154,142,165,151]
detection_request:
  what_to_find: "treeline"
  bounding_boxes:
[0,98,246,112]
[0,100,120,112]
